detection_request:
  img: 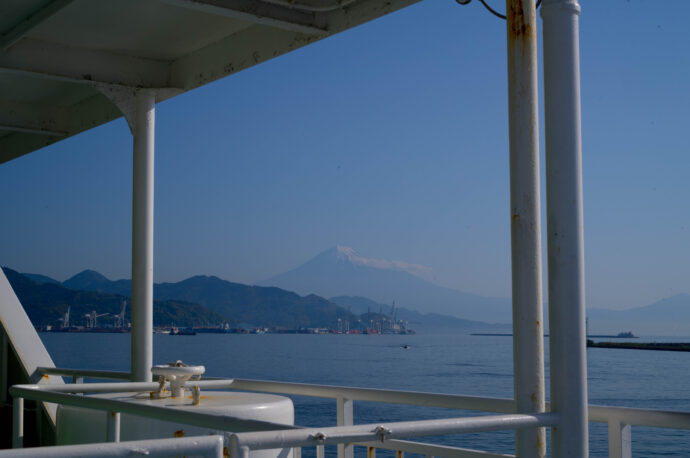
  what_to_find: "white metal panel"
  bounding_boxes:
[0,267,64,422]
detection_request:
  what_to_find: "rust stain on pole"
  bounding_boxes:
[507,0,535,47]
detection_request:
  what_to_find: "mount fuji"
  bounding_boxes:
[261,246,511,324]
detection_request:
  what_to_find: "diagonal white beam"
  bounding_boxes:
[0,38,174,88]
[0,0,76,50]
[162,0,328,36]
[0,100,70,136]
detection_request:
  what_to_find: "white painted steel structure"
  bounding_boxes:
[131,91,156,383]
[541,0,588,456]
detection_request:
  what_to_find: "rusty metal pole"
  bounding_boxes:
[506,0,546,457]
[541,0,588,456]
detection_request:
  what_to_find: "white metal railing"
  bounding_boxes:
[38,366,131,384]
[227,413,558,458]
[3,434,224,457]
[356,439,514,458]
[12,367,690,458]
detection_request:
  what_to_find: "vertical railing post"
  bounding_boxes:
[107,411,121,442]
[337,396,354,458]
[608,421,631,458]
[12,396,23,448]
[541,0,588,456]
[506,0,546,456]
[131,90,156,383]
[72,375,84,395]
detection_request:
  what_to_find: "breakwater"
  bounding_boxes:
[587,340,690,352]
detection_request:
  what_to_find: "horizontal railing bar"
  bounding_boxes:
[10,384,297,433]
[229,413,559,451]
[38,366,131,380]
[0,434,224,457]
[189,379,690,433]
[32,370,690,433]
[15,381,160,393]
[223,378,517,413]
[356,439,514,458]
[589,404,690,430]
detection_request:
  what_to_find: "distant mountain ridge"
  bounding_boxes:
[330,295,511,333]
[18,267,511,332]
[588,294,690,336]
[3,267,225,327]
[262,246,512,323]
[153,275,351,328]
[21,273,60,285]
[18,262,690,335]
[63,269,131,295]
[34,268,355,329]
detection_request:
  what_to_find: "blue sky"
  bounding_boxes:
[1,0,688,310]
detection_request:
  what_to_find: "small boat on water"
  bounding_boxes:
[616,331,637,338]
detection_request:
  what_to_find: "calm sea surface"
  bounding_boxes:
[40,332,690,457]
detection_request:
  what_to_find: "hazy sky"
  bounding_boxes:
[1,1,688,310]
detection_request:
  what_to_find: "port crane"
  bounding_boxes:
[114,300,128,329]
[84,310,109,328]
[57,306,70,329]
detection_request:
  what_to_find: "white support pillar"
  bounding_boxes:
[506,1,545,457]
[541,1,588,457]
[131,90,155,382]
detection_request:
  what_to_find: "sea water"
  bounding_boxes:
[40,332,690,457]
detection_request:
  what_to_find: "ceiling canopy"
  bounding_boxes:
[0,0,418,163]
